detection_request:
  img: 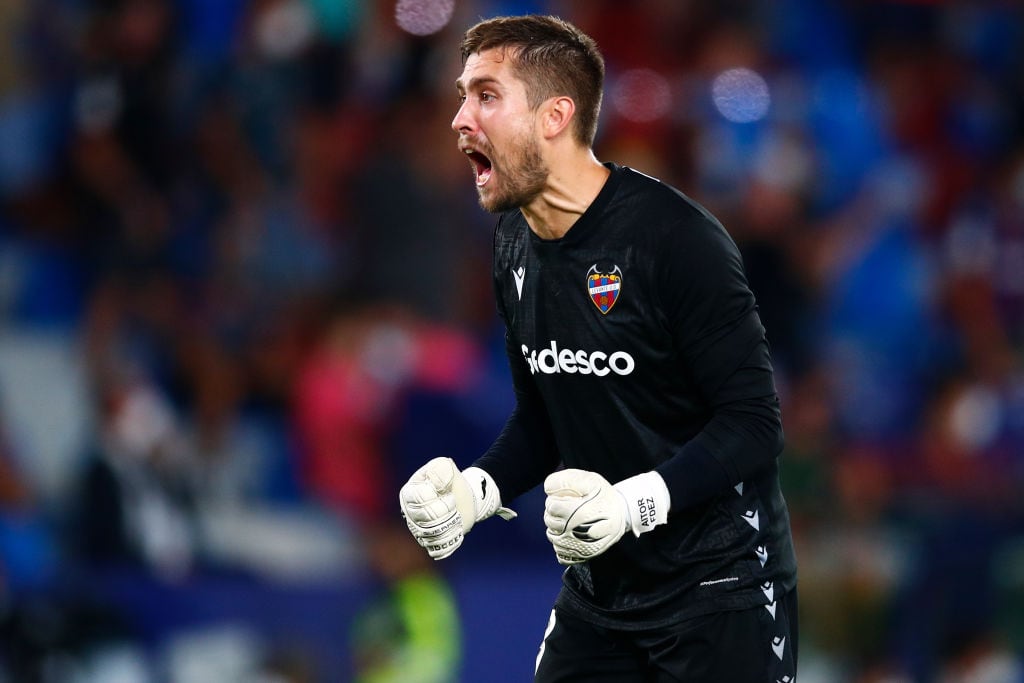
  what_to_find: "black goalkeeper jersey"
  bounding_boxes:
[474,163,797,629]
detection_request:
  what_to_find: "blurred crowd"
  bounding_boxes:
[1,0,1023,681]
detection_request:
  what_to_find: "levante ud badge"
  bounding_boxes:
[587,264,622,314]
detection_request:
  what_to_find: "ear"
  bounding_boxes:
[539,96,576,140]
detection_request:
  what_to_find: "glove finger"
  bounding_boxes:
[408,509,460,536]
[543,508,568,533]
[400,458,457,508]
[404,500,451,525]
[546,488,610,532]
[402,484,458,525]
[400,477,438,506]
[546,530,587,565]
[544,494,581,523]
[543,502,591,533]
[544,469,599,496]
[419,456,458,492]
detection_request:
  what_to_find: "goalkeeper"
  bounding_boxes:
[400,14,798,683]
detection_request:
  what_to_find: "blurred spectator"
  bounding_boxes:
[0,409,53,603]
[71,377,195,578]
[351,523,461,683]
[292,303,485,523]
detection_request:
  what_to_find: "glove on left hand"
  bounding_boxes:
[543,469,672,565]
[543,469,628,566]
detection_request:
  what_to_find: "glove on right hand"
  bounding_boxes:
[399,457,515,560]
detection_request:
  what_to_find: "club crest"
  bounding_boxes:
[587,265,622,315]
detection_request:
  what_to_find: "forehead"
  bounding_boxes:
[456,47,520,90]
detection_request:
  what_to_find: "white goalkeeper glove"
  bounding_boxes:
[543,469,671,565]
[399,457,516,560]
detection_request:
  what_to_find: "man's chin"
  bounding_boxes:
[478,188,513,214]
[479,185,542,214]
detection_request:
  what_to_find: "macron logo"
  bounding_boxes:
[512,266,525,300]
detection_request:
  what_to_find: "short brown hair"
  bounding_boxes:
[460,15,605,147]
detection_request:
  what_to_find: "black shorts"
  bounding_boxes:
[534,590,798,682]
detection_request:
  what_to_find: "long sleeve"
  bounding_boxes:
[472,324,561,502]
[652,210,784,510]
[656,338,783,509]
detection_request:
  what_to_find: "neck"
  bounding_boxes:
[521,150,609,240]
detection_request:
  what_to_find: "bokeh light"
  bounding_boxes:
[395,0,455,36]
[950,384,1002,451]
[611,68,673,124]
[253,0,314,59]
[711,67,771,123]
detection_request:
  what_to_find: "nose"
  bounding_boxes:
[452,100,473,134]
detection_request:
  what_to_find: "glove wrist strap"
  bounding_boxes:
[614,471,670,537]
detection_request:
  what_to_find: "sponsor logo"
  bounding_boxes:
[521,341,635,377]
[587,265,622,314]
[425,536,462,553]
[419,516,462,538]
[571,520,606,542]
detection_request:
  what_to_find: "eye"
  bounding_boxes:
[480,92,496,103]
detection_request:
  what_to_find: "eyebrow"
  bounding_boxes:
[455,76,500,93]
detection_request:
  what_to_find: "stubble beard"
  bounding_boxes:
[479,132,548,214]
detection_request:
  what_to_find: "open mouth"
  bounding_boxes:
[464,149,493,187]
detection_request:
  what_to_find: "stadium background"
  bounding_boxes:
[1,0,1023,681]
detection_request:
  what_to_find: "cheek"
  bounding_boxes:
[494,115,531,147]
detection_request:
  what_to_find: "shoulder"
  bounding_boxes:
[492,210,530,279]
[492,209,525,254]
[616,167,737,258]
[493,209,528,244]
